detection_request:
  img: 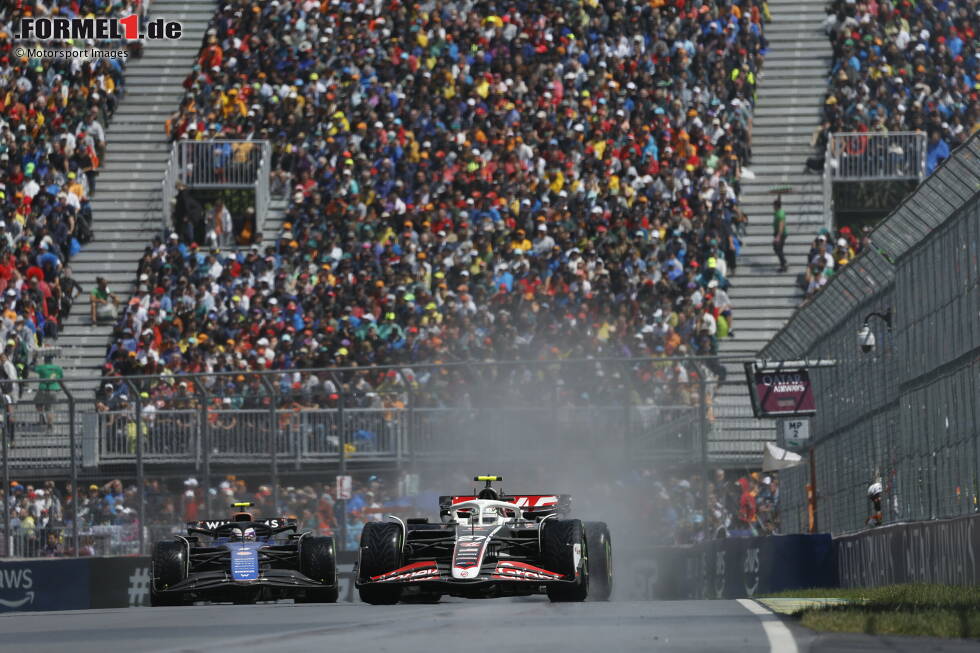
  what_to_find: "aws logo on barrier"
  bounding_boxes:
[0,568,34,609]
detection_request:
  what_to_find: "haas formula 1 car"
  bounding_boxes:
[355,477,612,604]
[150,502,338,606]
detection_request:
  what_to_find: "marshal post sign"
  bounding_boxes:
[744,364,816,418]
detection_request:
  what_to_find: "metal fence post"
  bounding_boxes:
[257,375,279,512]
[334,373,347,552]
[59,381,79,558]
[698,373,710,533]
[125,379,145,555]
[196,382,210,515]
[1,391,9,556]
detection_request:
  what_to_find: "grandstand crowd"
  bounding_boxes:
[99,0,770,389]
[800,0,980,298]
[2,468,780,556]
[0,1,138,381]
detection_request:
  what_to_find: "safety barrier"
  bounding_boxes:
[644,534,836,599]
[835,513,980,589]
[0,553,359,612]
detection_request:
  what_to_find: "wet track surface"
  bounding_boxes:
[0,600,774,653]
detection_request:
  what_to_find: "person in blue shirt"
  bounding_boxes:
[926,130,950,175]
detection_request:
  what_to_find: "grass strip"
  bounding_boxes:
[759,584,980,639]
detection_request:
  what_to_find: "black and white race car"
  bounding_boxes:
[150,502,339,605]
[355,476,612,604]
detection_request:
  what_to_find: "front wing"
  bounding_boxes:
[154,568,334,595]
[357,559,576,589]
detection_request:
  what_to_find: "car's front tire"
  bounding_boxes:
[542,519,589,602]
[357,522,403,605]
[150,540,189,606]
[297,536,340,603]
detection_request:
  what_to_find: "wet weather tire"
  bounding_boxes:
[542,519,589,602]
[357,522,404,605]
[297,536,339,603]
[585,521,613,601]
[150,540,188,606]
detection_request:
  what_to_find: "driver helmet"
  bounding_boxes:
[243,527,256,541]
[867,482,882,498]
[477,487,499,501]
[230,527,244,541]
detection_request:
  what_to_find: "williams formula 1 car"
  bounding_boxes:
[150,502,338,606]
[355,476,612,604]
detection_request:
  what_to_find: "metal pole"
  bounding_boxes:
[257,375,279,513]
[809,446,818,533]
[1,391,10,557]
[196,382,210,516]
[335,375,347,552]
[124,379,146,555]
[61,381,79,557]
[698,374,710,539]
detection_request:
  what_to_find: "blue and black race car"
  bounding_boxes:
[150,502,338,606]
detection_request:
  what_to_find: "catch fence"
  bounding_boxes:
[1,356,732,556]
[769,134,980,535]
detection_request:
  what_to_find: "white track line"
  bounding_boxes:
[736,598,799,653]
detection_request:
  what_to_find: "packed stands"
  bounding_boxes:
[0,1,137,381]
[821,0,976,175]
[801,0,980,300]
[3,468,781,556]
[105,0,770,390]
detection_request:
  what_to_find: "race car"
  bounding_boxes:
[150,502,338,606]
[355,476,612,604]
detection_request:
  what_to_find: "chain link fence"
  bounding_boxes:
[767,134,980,535]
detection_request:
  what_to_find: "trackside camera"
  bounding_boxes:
[857,324,876,353]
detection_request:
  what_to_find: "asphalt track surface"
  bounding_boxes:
[4,599,979,652]
[3,599,774,653]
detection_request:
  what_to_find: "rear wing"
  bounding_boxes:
[439,494,571,516]
[186,517,297,532]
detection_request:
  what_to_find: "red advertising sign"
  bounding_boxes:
[744,364,816,417]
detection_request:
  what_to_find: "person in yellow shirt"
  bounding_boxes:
[509,229,532,252]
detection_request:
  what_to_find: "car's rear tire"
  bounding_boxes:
[357,522,404,605]
[542,519,589,602]
[584,521,613,601]
[150,540,189,606]
[297,536,339,603]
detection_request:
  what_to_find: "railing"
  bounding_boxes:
[161,140,272,232]
[822,131,927,227]
[161,141,178,232]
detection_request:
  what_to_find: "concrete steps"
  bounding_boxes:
[711,0,831,463]
[56,0,213,397]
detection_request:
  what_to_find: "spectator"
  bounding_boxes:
[90,276,120,325]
